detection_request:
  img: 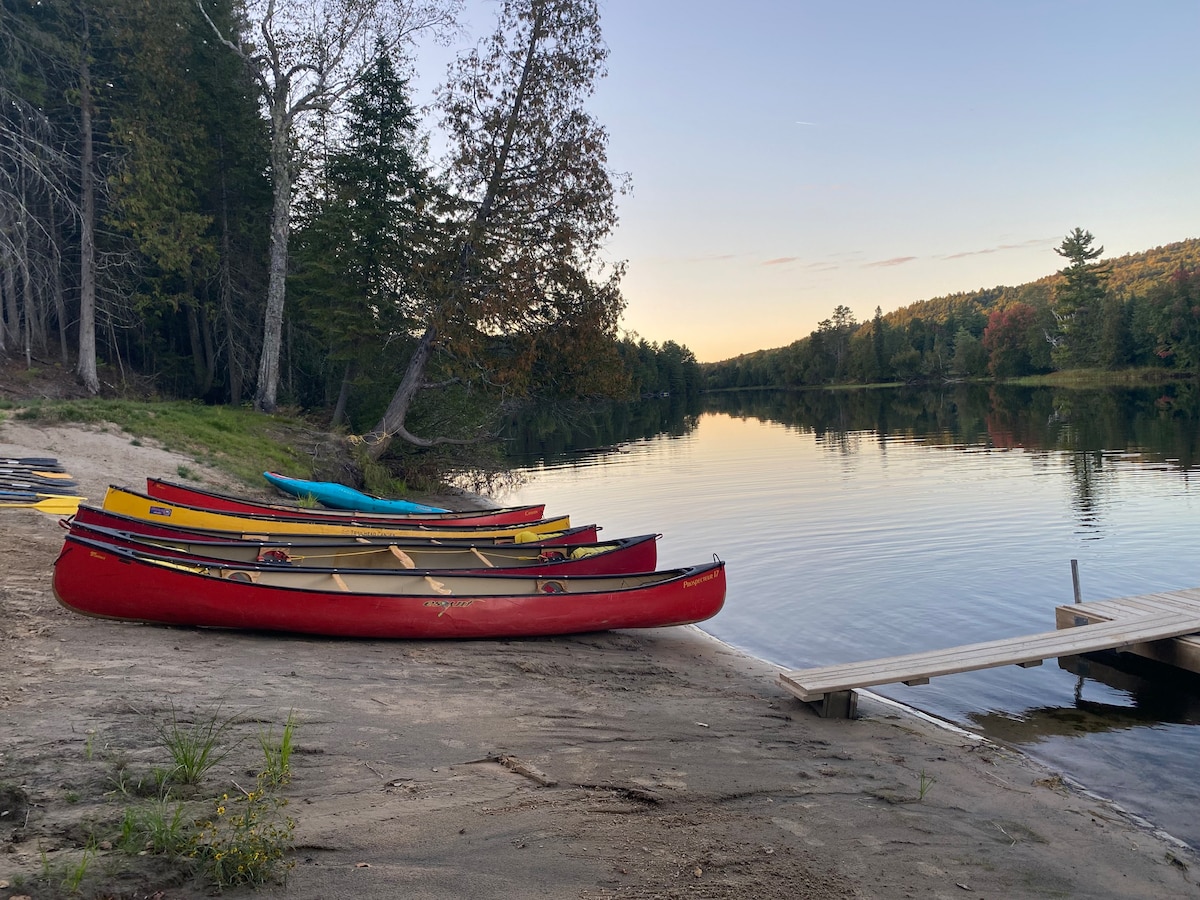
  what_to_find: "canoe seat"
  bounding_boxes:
[470,547,495,568]
[331,572,349,592]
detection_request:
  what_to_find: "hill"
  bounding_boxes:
[885,237,1200,331]
[704,238,1200,388]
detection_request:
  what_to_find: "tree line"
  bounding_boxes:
[705,234,1200,390]
[0,0,701,457]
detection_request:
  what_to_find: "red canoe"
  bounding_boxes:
[63,517,659,576]
[53,532,725,639]
[68,504,602,546]
[145,477,548,527]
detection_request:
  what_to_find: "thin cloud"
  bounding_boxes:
[866,256,917,268]
[673,253,738,263]
[942,237,1056,260]
[763,257,799,266]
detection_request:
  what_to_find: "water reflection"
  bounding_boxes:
[501,396,701,462]
[503,384,1200,537]
[504,383,1200,468]
[968,652,1200,743]
[700,383,1200,468]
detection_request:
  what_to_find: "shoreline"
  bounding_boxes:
[695,623,1200,850]
[3,420,1200,897]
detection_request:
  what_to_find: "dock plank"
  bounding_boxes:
[779,612,1200,703]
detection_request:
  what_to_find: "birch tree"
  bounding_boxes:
[195,0,459,412]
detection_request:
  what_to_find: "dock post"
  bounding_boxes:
[813,690,858,719]
[1071,559,1082,604]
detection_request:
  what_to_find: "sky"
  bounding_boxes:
[428,1,1200,363]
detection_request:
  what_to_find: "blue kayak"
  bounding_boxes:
[263,471,449,514]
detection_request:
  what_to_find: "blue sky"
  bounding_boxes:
[429,2,1200,362]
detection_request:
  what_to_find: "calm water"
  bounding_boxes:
[486,384,1200,848]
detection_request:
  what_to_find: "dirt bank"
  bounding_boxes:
[1,419,1197,899]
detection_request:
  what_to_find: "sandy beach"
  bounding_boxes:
[2,418,1199,899]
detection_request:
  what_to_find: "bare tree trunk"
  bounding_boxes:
[50,202,69,363]
[330,359,354,428]
[0,244,15,356]
[76,8,100,394]
[214,157,244,404]
[364,324,438,458]
[0,204,17,353]
[225,295,244,405]
[20,254,33,366]
[253,106,291,412]
[186,300,207,392]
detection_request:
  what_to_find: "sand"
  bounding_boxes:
[1,418,1198,899]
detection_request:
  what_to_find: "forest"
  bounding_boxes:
[0,0,704,458]
[704,235,1200,390]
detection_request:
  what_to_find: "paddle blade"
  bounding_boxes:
[0,495,86,515]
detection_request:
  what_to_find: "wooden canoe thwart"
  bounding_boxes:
[52,531,726,639]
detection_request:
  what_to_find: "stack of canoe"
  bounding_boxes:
[52,474,726,640]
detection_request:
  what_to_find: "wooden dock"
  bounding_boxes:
[779,586,1200,718]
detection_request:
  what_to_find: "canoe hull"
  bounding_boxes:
[263,471,448,513]
[69,504,602,546]
[65,518,659,576]
[146,478,547,526]
[103,485,573,540]
[52,535,724,639]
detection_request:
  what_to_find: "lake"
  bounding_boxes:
[485,383,1200,849]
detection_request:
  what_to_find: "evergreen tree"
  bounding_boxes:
[290,47,439,426]
[872,305,887,380]
[1052,227,1110,367]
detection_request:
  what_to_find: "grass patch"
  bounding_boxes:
[9,398,319,486]
[154,701,241,786]
[1007,367,1191,388]
[117,797,190,856]
[259,711,298,788]
[20,706,299,895]
[917,768,937,801]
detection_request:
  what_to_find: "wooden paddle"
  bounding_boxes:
[0,494,86,514]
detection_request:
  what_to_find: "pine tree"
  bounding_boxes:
[290,47,439,427]
[1052,227,1110,368]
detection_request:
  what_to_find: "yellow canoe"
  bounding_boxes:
[101,485,573,540]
